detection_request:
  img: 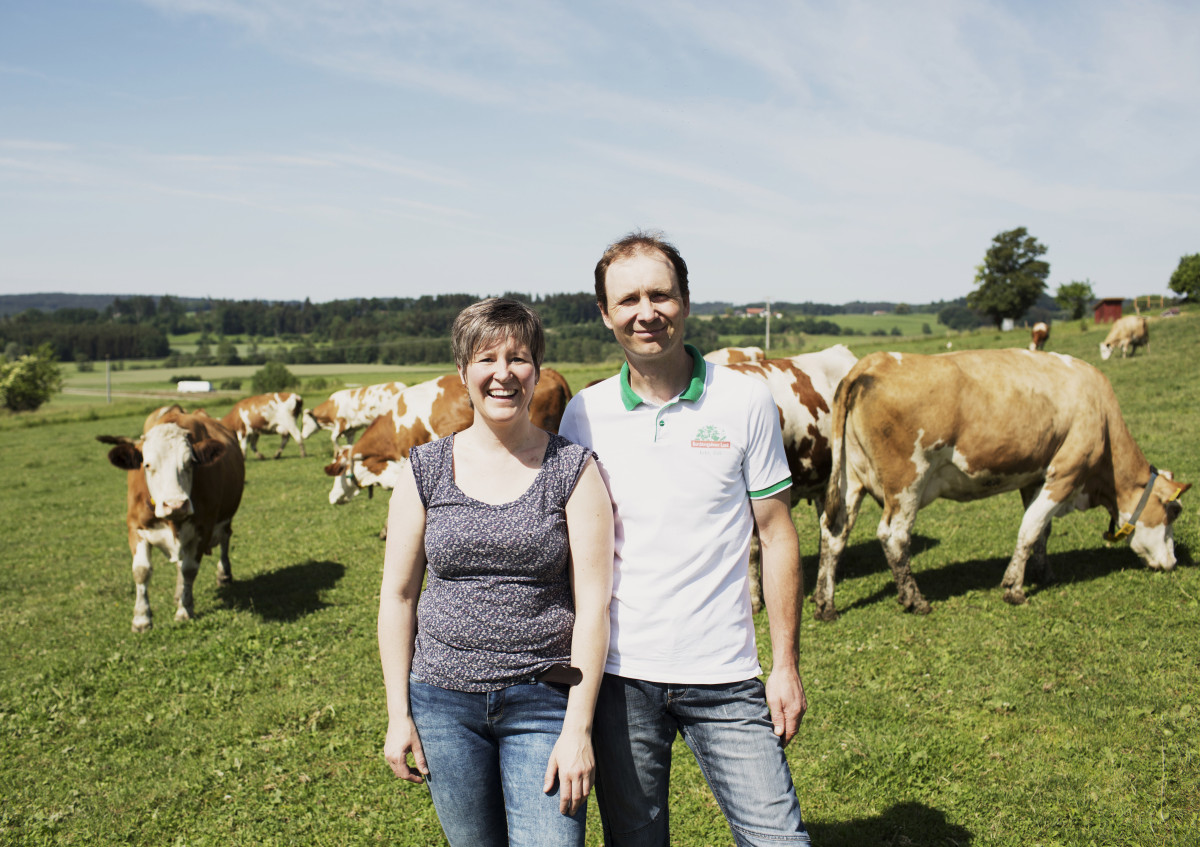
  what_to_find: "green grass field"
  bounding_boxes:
[1,314,1197,845]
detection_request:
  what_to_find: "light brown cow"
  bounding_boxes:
[704,346,766,365]
[1029,321,1049,351]
[816,349,1190,620]
[221,392,307,459]
[99,410,245,632]
[325,369,572,509]
[726,344,858,612]
[1100,315,1149,360]
[301,381,408,448]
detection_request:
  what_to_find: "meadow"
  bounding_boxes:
[1,314,1197,845]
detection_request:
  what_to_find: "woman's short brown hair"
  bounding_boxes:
[451,297,545,374]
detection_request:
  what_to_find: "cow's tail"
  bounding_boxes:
[822,369,858,533]
[289,394,304,419]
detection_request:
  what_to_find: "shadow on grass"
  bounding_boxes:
[830,540,1183,617]
[218,559,346,622]
[808,800,973,846]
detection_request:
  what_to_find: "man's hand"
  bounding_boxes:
[765,665,807,746]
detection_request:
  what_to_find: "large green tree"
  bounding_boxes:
[967,227,1051,328]
[1055,279,1095,320]
[1168,253,1200,301]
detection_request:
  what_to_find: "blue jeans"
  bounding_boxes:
[593,674,811,847]
[408,677,587,847]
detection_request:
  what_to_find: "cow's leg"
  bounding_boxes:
[213,519,234,584]
[273,432,289,460]
[131,538,154,633]
[291,422,308,458]
[248,432,267,460]
[815,482,865,621]
[174,548,201,622]
[877,496,930,614]
[1019,484,1055,585]
[1002,488,1060,604]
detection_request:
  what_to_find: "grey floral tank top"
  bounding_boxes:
[409,432,595,692]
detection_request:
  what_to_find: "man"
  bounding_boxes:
[559,231,812,846]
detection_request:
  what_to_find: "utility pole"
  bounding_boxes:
[764,298,771,352]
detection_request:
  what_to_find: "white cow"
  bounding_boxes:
[1100,315,1149,360]
[301,381,408,448]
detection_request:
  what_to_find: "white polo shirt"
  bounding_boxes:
[559,346,791,684]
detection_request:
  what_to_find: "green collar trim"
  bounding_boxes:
[619,345,708,411]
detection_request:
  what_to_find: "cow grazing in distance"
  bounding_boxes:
[98,410,245,632]
[1029,321,1050,351]
[1100,315,1149,360]
[301,381,408,448]
[816,349,1190,620]
[325,369,572,511]
[221,392,307,459]
[705,346,766,366]
[726,344,858,612]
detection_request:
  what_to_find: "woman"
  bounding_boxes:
[379,297,613,847]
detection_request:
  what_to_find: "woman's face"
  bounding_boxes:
[458,334,538,424]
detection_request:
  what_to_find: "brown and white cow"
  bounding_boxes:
[301,381,408,448]
[98,410,245,632]
[816,349,1190,620]
[326,368,572,508]
[726,344,858,612]
[1100,315,1149,360]
[705,346,766,366]
[220,392,307,459]
[1029,321,1049,351]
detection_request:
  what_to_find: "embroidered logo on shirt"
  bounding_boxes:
[691,424,731,449]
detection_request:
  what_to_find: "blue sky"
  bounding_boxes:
[2,0,1197,306]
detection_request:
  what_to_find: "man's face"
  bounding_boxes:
[601,250,690,362]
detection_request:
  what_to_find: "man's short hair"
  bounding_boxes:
[594,230,690,311]
[451,297,545,374]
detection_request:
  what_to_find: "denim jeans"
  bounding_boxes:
[593,674,812,847]
[408,677,587,847]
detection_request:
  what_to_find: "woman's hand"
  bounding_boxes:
[543,728,594,816]
[384,716,429,785]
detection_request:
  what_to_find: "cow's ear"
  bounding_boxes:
[323,460,342,477]
[107,443,143,471]
[192,439,227,466]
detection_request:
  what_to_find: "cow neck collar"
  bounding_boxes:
[1104,465,1172,542]
[619,345,706,411]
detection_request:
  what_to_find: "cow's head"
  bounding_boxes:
[1099,342,1114,361]
[326,447,358,505]
[108,423,226,519]
[1127,472,1191,571]
[301,411,321,440]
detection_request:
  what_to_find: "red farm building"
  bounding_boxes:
[1093,298,1124,324]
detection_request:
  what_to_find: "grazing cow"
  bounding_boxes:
[221,392,307,459]
[301,381,408,448]
[816,349,1189,620]
[326,368,572,508]
[1029,321,1049,351]
[1100,315,1149,360]
[725,344,858,612]
[704,346,766,365]
[98,410,245,632]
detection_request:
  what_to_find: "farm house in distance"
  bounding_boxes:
[1093,298,1124,323]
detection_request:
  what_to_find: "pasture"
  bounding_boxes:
[2,314,1197,845]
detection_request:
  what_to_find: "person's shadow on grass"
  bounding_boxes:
[808,800,973,846]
